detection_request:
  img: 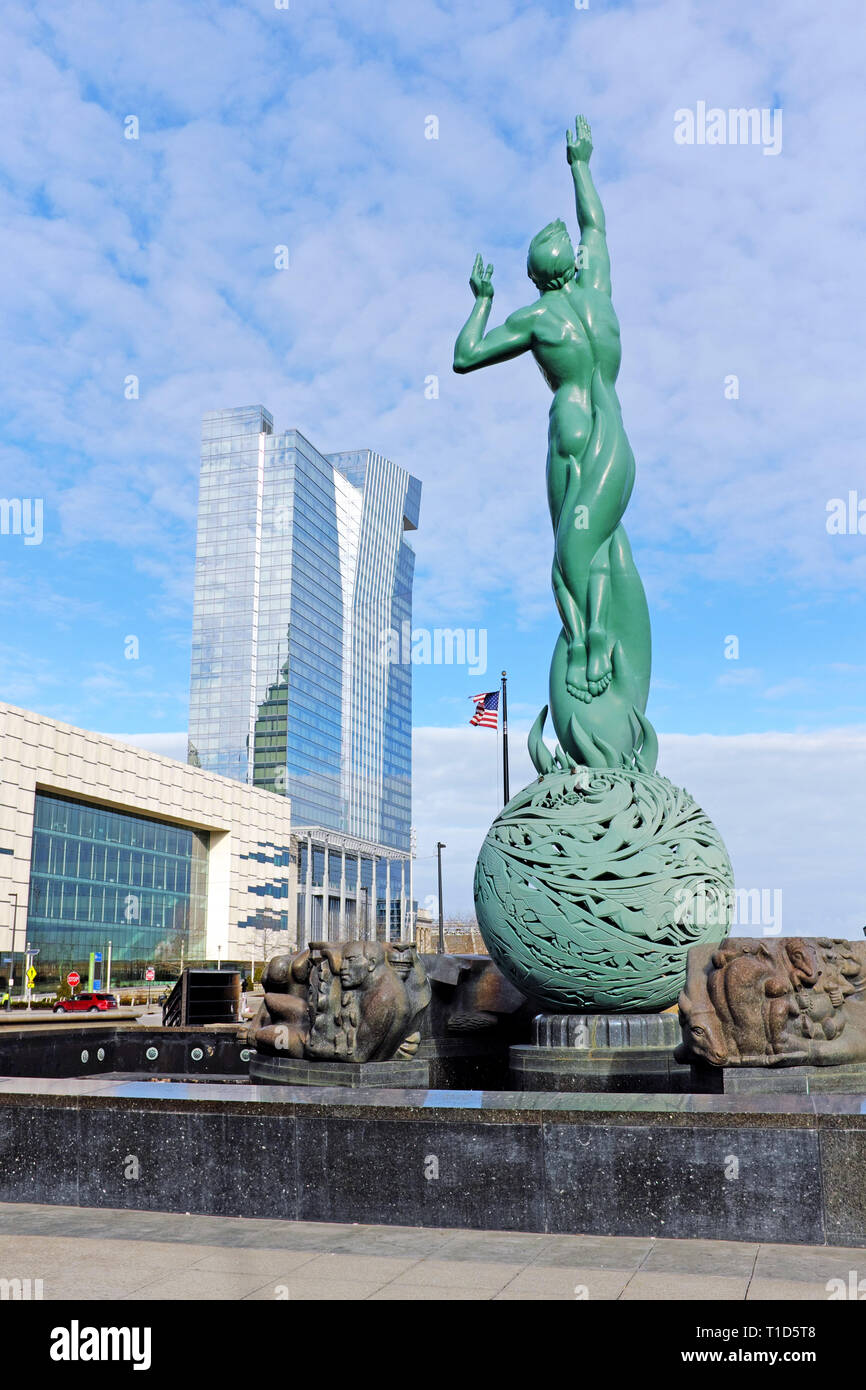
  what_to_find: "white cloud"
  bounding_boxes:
[2,0,866,626]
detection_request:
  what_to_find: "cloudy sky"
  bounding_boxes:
[1,0,864,928]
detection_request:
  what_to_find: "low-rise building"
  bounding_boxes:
[0,702,414,988]
[0,701,295,985]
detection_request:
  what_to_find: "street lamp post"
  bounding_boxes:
[436,842,446,954]
[408,827,416,940]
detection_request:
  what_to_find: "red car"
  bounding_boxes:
[53,992,118,1014]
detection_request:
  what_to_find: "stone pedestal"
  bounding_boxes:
[249,1052,430,1088]
[690,1060,866,1095]
[509,1012,693,1093]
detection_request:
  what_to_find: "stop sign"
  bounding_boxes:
[67,971,80,987]
[145,967,155,981]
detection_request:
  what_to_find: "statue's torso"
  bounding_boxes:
[532,282,622,394]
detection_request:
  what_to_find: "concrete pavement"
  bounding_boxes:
[0,1203,861,1300]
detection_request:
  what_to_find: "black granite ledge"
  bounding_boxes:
[0,1076,864,1126]
[0,1078,863,1243]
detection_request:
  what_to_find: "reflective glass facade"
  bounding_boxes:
[27,792,209,975]
[189,408,420,852]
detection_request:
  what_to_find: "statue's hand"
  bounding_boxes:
[567,114,593,164]
[469,253,494,300]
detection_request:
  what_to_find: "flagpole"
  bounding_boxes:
[501,669,510,805]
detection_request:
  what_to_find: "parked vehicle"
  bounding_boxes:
[53,992,118,1014]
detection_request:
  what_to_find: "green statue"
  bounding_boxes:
[455,115,654,772]
[456,118,733,1013]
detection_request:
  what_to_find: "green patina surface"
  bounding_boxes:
[455,117,734,1009]
[474,768,734,1013]
[454,116,653,771]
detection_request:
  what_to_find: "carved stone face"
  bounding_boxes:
[339,946,371,989]
[785,939,819,985]
[387,946,413,980]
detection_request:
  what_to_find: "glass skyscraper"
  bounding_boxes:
[188,407,421,853]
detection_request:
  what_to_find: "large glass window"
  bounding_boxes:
[27,792,209,981]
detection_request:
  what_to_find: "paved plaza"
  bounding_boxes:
[0,1202,860,1300]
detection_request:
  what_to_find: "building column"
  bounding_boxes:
[323,842,330,941]
[304,833,312,950]
[356,852,363,938]
[399,859,406,940]
[385,858,391,943]
[339,849,346,938]
[371,854,378,940]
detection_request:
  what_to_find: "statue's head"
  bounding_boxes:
[676,990,730,1066]
[785,938,819,986]
[527,219,576,291]
[386,944,416,980]
[339,942,378,989]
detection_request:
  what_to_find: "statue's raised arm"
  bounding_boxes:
[453,255,536,374]
[567,115,611,296]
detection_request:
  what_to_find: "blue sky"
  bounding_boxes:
[1,0,865,921]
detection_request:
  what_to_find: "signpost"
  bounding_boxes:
[145,966,155,1007]
[23,944,39,1010]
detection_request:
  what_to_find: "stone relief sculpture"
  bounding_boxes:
[676,937,866,1067]
[251,941,431,1064]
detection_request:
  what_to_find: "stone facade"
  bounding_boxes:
[0,701,296,965]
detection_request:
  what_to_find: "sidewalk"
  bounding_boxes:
[0,1009,144,1024]
[0,1203,859,1300]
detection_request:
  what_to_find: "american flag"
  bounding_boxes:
[469,690,499,729]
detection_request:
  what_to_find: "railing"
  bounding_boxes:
[162,976,184,1028]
